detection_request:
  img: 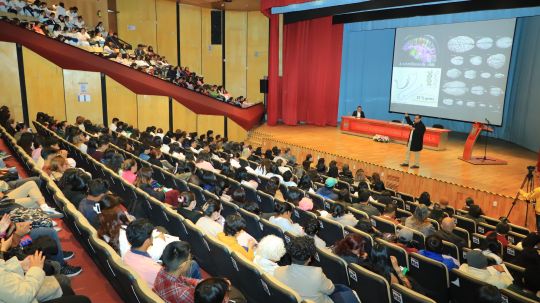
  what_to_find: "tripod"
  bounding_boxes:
[507,166,536,226]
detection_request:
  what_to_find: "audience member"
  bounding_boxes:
[78,178,109,228]
[477,285,502,303]
[195,199,224,238]
[303,218,326,249]
[434,217,467,248]
[352,191,380,217]
[458,250,513,289]
[404,205,435,236]
[328,203,358,227]
[333,233,369,265]
[269,202,304,236]
[253,235,286,276]
[465,204,486,223]
[217,214,256,261]
[419,235,459,270]
[368,243,412,289]
[177,191,203,223]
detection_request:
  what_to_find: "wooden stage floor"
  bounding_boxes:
[250,124,537,201]
[249,123,539,229]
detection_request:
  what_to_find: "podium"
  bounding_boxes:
[459,122,507,165]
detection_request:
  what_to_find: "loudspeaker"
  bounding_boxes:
[260,79,269,94]
[211,10,222,45]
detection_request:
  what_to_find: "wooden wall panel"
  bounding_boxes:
[61,0,109,29]
[172,100,197,133]
[197,115,224,137]
[23,47,66,122]
[247,11,268,103]
[137,95,169,131]
[0,42,23,122]
[201,8,222,86]
[156,0,178,66]
[225,11,247,98]
[63,70,103,125]
[227,118,248,142]
[179,4,202,74]
[116,0,157,49]
[106,77,138,127]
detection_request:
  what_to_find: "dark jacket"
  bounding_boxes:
[352,110,365,118]
[139,183,165,202]
[434,229,467,249]
[405,116,426,152]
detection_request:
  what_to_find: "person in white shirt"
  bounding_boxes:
[282,170,297,187]
[269,202,304,236]
[109,118,118,132]
[75,28,91,46]
[170,144,185,161]
[54,2,66,17]
[327,203,358,227]
[73,16,84,29]
[254,235,286,276]
[195,199,224,238]
[458,250,513,289]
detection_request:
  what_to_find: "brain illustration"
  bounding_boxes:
[476,37,494,50]
[402,36,437,64]
[448,36,475,53]
[446,68,462,79]
[450,56,464,66]
[496,37,513,49]
[464,70,477,80]
[443,81,468,96]
[487,54,506,69]
[470,56,482,66]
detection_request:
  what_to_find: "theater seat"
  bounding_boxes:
[183,220,215,274]
[238,208,264,241]
[221,199,240,218]
[371,216,398,234]
[454,215,477,236]
[260,218,285,240]
[347,263,391,303]
[261,273,303,303]
[408,252,450,303]
[500,288,539,303]
[344,226,374,253]
[376,238,409,268]
[291,207,317,227]
[441,240,460,263]
[204,235,240,286]
[257,191,276,214]
[110,256,165,303]
[449,269,489,303]
[317,216,345,245]
[187,183,207,209]
[231,252,270,303]
[391,283,437,303]
[312,247,349,286]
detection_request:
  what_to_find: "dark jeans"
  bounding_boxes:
[30,227,65,265]
[330,284,360,303]
[536,214,540,232]
[187,260,202,279]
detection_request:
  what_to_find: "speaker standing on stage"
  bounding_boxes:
[352,106,365,118]
[401,113,426,169]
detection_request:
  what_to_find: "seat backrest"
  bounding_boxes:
[347,263,391,303]
[454,215,476,236]
[481,215,500,226]
[391,283,436,303]
[231,252,272,303]
[238,208,264,241]
[348,207,369,220]
[221,199,240,218]
[408,252,449,303]
[291,207,317,227]
[307,192,325,210]
[507,231,526,246]
[452,227,470,245]
[241,183,259,203]
[317,216,345,246]
[371,216,398,234]
[503,243,522,262]
[183,220,215,274]
[344,226,374,254]
[187,183,207,208]
[257,190,276,214]
[396,208,413,220]
[476,222,496,235]
[441,240,461,263]
[508,223,529,236]
[398,192,415,203]
[471,233,486,249]
[260,218,285,240]
[504,262,525,287]
[376,238,409,268]
[88,235,123,292]
[313,247,349,285]
[449,268,489,303]
[261,273,302,303]
[204,235,241,285]
[500,288,539,303]
[404,201,418,213]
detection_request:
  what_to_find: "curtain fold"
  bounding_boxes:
[279,17,344,126]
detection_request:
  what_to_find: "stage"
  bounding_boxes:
[247,124,538,230]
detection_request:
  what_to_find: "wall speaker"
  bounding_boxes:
[260,79,269,94]
[211,10,222,45]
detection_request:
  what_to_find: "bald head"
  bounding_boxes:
[441,217,455,232]
[439,198,449,207]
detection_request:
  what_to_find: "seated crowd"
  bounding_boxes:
[2,105,540,303]
[0,1,256,109]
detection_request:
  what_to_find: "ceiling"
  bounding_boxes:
[178,0,261,11]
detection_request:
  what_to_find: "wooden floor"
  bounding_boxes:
[248,124,538,229]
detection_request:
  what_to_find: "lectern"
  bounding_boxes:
[459,122,507,165]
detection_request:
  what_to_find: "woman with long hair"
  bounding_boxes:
[134,166,180,207]
[333,233,369,265]
[97,194,131,253]
[369,244,412,289]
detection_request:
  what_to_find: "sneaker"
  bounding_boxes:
[400,163,409,167]
[53,227,63,232]
[63,251,75,261]
[60,264,82,277]
[41,205,64,219]
[52,221,58,227]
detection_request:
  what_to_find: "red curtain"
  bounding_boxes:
[278,17,343,126]
[266,14,282,125]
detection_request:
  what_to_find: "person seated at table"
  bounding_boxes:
[352,105,365,118]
